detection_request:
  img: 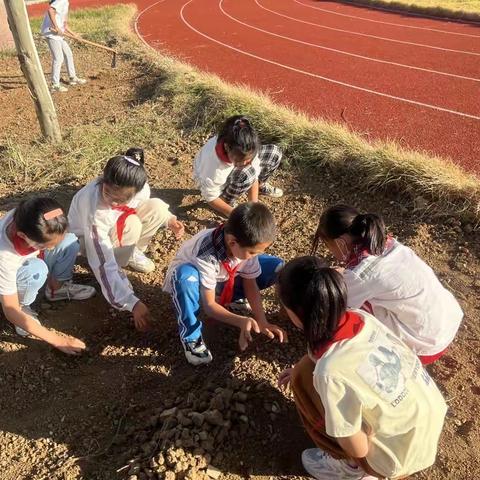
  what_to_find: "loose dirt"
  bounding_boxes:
[0,39,479,480]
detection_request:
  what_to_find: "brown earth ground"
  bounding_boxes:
[0,37,479,480]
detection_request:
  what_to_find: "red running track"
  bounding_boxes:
[29,0,480,175]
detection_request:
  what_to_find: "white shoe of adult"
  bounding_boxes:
[302,449,377,479]
[45,280,96,302]
[51,83,68,93]
[128,248,155,273]
[16,305,41,337]
[69,77,87,86]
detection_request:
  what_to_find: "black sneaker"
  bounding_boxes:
[182,337,213,366]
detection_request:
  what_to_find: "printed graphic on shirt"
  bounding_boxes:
[357,328,418,407]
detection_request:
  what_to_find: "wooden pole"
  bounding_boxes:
[4,0,62,143]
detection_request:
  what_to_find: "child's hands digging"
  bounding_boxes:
[238,316,260,351]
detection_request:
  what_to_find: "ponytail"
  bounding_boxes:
[217,115,260,157]
[102,153,147,192]
[125,147,145,166]
[349,213,386,256]
[277,256,347,353]
[311,205,386,256]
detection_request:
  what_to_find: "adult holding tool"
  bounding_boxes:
[41,0,87,93]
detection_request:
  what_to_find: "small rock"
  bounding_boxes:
[206,465,222,479]
[160,407,178,419]
[165,471,176,480]
[204,410,224,426]
[234,403,246,414]
[190,412,205,427]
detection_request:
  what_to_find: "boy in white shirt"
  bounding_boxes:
[41,0,86,92]
[193,115,283,217]
[163,202,286,365]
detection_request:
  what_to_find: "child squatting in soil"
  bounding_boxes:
[277,256,448,480]
[68,148,185,332]
[41,0,87,93]
[312,204,463,364]
[163,202,286,365]
[193,115,284,217]
[0,197,96,354]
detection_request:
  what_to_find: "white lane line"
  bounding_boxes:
[294,0,480,37]
[256,0,480,56]
[220,0,480,82]
[134,0,168,49]
[179,0,480,120]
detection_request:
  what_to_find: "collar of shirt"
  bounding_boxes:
[346,235,396,269]
[313,311,365,360]
[215,140,232,164]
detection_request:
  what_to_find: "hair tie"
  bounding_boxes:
[43,208,63,221]
[123,155,140,166]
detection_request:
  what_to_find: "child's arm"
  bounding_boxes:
[208,198,234,217]
[201,287,260,351]
[336,430,370,459]
[1,294,86,355]
[242,277,286,342]
[247,180,259,203]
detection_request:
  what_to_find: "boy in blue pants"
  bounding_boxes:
[163,203,285,365]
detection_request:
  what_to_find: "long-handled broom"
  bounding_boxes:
[63,31,118,68]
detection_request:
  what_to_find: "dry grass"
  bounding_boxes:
[2,4,480,224]
[340,0,480,21]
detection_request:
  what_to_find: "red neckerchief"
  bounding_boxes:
[346,235,395,269]
[112,205,137,247]
[213,225,239,306]
[313,311,365,359]
[215,140,231,164]
[9,223,40,257]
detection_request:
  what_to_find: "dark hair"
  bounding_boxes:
[102,153,147,192]
[218,115,260,159]
[14,197,68,243]
[277,256,347,353]
[312,204,386,256]
[224,202,276,247]
[125,147,145,165]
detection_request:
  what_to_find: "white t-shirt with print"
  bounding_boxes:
[41,0,69,38]
[344,239,463,356]
[313,309,447,479]
[193,136,261,202]
[0,211,40,296]
[163,227,261,293]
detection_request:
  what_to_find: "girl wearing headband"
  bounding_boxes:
[193,115,284,217]
[68,147,184,331]
[311,204,463,364]
[0,197,95,354]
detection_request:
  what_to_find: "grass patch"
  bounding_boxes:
[2,3,479,225]
[340,0,480,21]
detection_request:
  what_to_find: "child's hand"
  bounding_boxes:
[278,367,294,390]
[259,322,288,343]
[168,217,185,239]
[132,301,152,332]
[238,316,260,351]
[53,335,86,355]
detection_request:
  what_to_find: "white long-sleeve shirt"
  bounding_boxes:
[68,178,170,312]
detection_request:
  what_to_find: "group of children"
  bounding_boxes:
[0,115,463,480]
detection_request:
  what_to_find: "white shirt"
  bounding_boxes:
[193,136,261,202]
[314,310,447,479]
[41,0,69,38]
[68,178,171,312]
[163,227,261,293]
[0,211,40,296]
[344,240,462,356]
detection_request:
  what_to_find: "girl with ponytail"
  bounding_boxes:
[311,205,462,364]
[277,256,447,480]
[193,115,284,217]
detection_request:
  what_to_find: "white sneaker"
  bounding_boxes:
[69,77,87,86]
[226,298,252,315]
[128,248,155,273]
[259,182,283,198]
[51,83,68,93]
[45,280,96,302]
[182,337,213,366]
[302,449,376,479]
[16,305,41,337]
